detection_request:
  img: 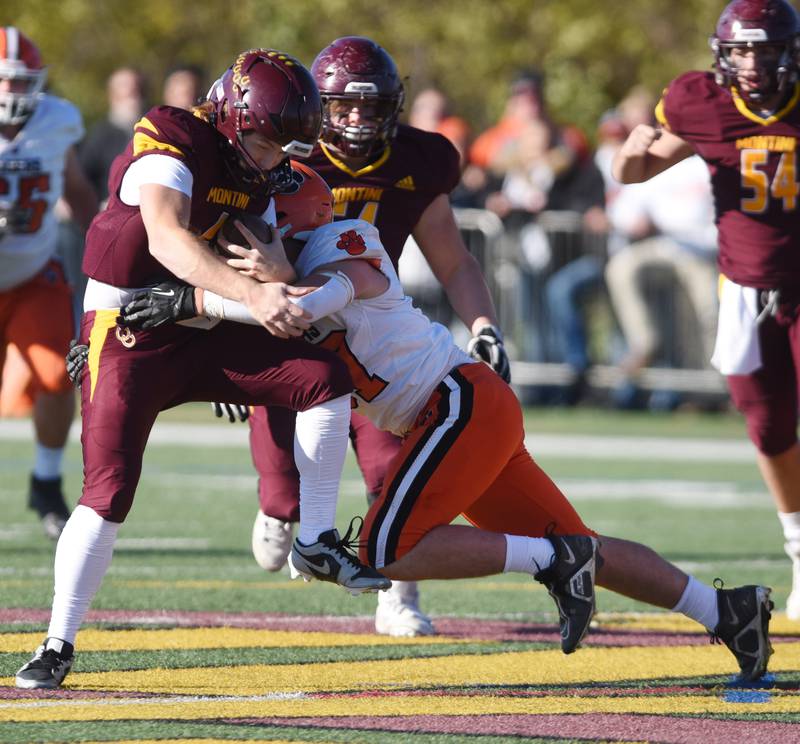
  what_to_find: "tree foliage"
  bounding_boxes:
[6,0,794,139]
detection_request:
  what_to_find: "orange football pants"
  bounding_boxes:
[362,362,593,569]
[0,260,73,415]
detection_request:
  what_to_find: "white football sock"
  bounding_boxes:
[672,575,719,631]
[778,511,800,558]
[294,394,351,545]
[503,534,556,576]
[47,505,120,644]
[33,444,64,480]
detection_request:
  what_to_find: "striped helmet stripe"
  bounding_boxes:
[2,27,19,61]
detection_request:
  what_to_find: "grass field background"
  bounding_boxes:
[1,404,799,743]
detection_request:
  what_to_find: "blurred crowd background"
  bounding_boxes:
[9,0,732,411]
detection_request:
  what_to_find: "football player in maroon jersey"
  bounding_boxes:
[14,48,391,691]
[613,0,800,620]
[248,36,508,638]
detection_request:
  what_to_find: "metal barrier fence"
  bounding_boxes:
[399,208,728,402]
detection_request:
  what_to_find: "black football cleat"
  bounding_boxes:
[711,582,773,682]
[535,534,599,654]
[28,474,70,540]
[15,637,74,689]
[289,518,391,596]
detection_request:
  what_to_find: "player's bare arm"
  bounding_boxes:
[139,184,310,338]
[413,193,498,336]
[61,146,98,230]
[612,125,695,184]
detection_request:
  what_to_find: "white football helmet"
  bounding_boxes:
[0,27,47,126]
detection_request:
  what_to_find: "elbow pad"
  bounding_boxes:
[289,270,355,321]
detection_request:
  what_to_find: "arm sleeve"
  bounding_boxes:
[119,154,194,206]
[201,271,355,325]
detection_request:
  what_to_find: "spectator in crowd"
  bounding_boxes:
[408,87,470,165]
[162,64,205,111]
[79,67,146,204]
[474,71,605,374]
[0,27,98,539]
[605,155,718,409]
[407,86,486,209]
[543,92,654,405]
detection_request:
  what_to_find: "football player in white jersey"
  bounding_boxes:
[115,163,774,682]
[0,27,97,538]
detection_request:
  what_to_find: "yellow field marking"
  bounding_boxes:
[2,642,797,697]
[595,611,800,635]
[0,627,467,653]
[3,691,800,723]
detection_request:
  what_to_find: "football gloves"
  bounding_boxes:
[212,402,250,423]
[467,324,511,383]
[66,339,88,388]
[117,282,196,329]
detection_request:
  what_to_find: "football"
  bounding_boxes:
[219,212,272,248]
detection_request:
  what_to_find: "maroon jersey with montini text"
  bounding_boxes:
[82,106,272,287]
[657,71,800,289]
[305,123,461,269]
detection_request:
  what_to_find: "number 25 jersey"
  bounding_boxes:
[657,71,800,289]
[0,95,83,290]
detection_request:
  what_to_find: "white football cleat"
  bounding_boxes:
[786,556,800,621]
[251,511,293,572]
[375,580,435,637]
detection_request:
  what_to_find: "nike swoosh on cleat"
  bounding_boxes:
[561,540,577,565]
[295,552,336,576]
[153,289,175,297]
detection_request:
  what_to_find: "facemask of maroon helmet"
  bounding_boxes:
[311,36,404,159]
[710,0,800,103]
[208,49,322,189]
[0,27,47,126]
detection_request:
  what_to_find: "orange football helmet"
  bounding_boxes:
[273,162,333,238]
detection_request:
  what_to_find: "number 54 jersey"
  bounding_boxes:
[657,71,800,289]
[0,94,84,291]
[295,218,472,436]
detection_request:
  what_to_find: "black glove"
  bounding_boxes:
[117,282,197,329]
[467,324,511,383]
[65,339,89,387]
[211,401,250,423]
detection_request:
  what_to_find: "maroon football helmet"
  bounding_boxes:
[710,0,800,102]
[0,27,46,126]
[208,49,322,188]
[311,36,404,159]
[274,161,333,238]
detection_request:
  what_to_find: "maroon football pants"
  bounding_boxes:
[727,307,800,456]
[249,406,402,522]
[78,310,352,522]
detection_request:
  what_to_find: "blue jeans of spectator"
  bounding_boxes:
[545,255,604,372]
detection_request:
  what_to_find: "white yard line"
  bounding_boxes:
[0,419,755,462]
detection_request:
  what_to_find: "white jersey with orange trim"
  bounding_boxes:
[295,218,473,436]
[0,94,83,290]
